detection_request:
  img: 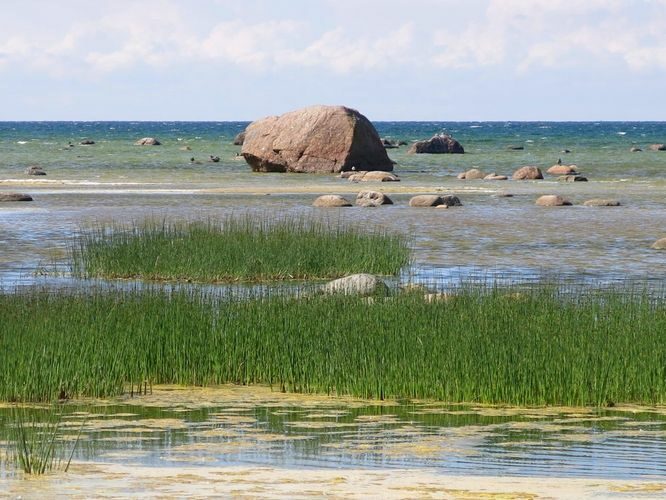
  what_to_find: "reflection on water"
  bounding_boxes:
[1,386,665,480]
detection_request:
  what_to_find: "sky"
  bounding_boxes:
[1,0,665,121]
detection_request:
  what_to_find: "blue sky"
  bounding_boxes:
[1,0,665,121]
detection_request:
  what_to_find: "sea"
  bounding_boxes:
[0,121,665,291]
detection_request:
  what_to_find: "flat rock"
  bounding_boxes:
[507,145,524,150]
[349,171,400,182]
[0,193,33,202]
[407,134,464,154]
[558,175,588,182]
[458,168,485,180]
[135,137,161,146]
[630,146,642,152]
[535,195,572,206]
[356,190,393,207]
[409,195,445,207]
[583,198,621,207]
[80,139,95,145]
[652,237,666,250]
[484,173,508,180]
[312,194,352,207]
[241,105,392,173]
[512,166,543,180]
[547,164,578,175]
[322,273,389,296]
[25,166,46,176]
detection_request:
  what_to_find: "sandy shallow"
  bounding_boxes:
[2,463,665,499]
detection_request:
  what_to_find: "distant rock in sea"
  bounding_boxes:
[512,166,543,180]
[233,131,245,146]
[649,144,665,151]
[135,137,161,146]
[407,134,464,154]
[25,165,46,176]
[0,193,33,202]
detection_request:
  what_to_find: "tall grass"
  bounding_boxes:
[8,407,82,475]
[0,286,664,406]
[70,216,410,282]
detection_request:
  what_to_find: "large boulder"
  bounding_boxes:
[322,273,389,296]
[312,194,352,207]
[135,137,161,146]
[512,166,543,180]
[241,105,392,173]
[409,195,445,207]
[356,191,393,207]
[0,193,32,202]
[407,134,464,154]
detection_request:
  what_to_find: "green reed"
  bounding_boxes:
[70,216,410,282]
[7,407,82,475]
[1,287,664,406]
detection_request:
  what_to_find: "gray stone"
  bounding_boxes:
[135,137,161,146]
[558,175,588,182]
[583,199,621,207]
[322,273,389,296]
[0,193,32,202]
[652,237,666,250]
[25,166,46,176]
[356,191,393,207]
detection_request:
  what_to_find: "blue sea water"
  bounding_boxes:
[0,121,665,288]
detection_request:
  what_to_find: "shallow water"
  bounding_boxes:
[1,386,665,481]
[1,121,665,288]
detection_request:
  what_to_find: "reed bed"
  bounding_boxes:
[70,216,410,282]
[1,286,664,406]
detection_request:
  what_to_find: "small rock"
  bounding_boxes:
[233,131,246,146]
[381,138,399,149]
[135,137,161,146]
[25,166,46,176]
[322,273,389,296]
[484,173,508,180]
[312,195,353,207]
[456,173,467,180]
[354,171,400,182]
[630,146,642,152]
[547,164,578,175]
[80,139,95,145]
[409,195,445,207]
[459,168,485,180]
[558,175,588,182]
[507,145,524,150]
[652,237,666,250]
[440,195,462,207]
[512,166,543,180]
[356,191,393,207]
[496,192,514,197]
[583,199,621,207]
[649,144,666,151]
[179,146,192,151]
[561,149,571,153]
[0,193,33,202]
[535,195,572,206]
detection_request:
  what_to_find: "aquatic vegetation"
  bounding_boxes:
[69,216,410,282]
[0,287,664,405]
[7,407,82,475]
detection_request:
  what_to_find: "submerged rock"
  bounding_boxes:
[312,195,353,207]
[407,134,464,154]
[0,193,33,202]
[512,166,543,180]
[558,175,587,182]
[409,195,445,207]
[25,165,46,176]
[80,139,95,145]
[484,173,508,180]
[507,145,524,150]
[652,237,666,250]
[630,146,642,152]
[322,273,389,296]
[649,144,665,151]
[241,105,392,173]
[356,190,393,207]
[535,195,572,206]
[135,137,161,146]
[458,168,485,180]
[583,199,621,207]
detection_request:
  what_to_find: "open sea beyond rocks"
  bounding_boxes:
[0,120,664,290]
